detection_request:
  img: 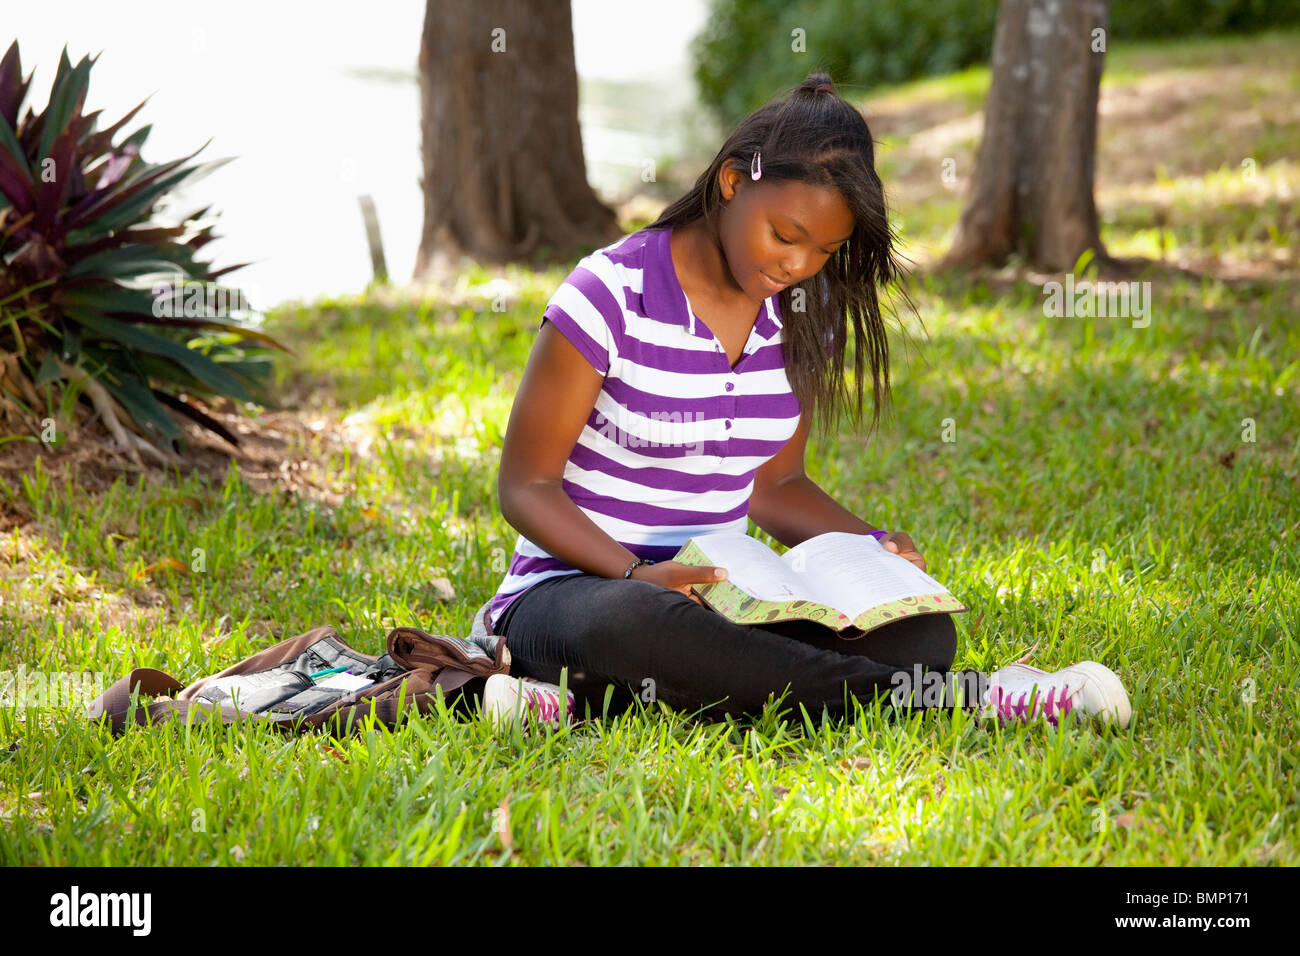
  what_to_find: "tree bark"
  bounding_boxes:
[414,0,624,283]
[943,0,1110,271]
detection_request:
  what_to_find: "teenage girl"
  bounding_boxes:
[480,72,1132,730]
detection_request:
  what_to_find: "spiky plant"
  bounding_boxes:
[0,40,285,465]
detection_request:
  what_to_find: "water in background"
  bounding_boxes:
[7,0,718,312]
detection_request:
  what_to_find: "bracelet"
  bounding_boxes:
[867,530,889,540]
[623,557,655,578]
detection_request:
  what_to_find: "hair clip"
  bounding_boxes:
[751,150,762,181]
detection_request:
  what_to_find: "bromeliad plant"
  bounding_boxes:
[0,40,285,464]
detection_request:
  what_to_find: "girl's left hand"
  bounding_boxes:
[881,531,926,573]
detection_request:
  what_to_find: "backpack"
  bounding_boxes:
[85,621,511,736]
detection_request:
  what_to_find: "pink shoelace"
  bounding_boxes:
[989,682,1076,725]
[521,684,570,725]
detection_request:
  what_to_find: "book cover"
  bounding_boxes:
[672,531,968,635]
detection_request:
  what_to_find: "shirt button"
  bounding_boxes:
[725,382,734,391]
[724,420,732,429]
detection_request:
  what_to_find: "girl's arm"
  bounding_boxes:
[748,407,883,548]
[498,321,644,578]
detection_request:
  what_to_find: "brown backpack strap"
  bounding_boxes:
[86,668,224,734]
[386,626,510,676]
[87,669,182,720]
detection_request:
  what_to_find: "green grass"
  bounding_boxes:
[871,27,1300,262]
[1,32,1297,865]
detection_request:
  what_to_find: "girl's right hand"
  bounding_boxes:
[629,560,728,606]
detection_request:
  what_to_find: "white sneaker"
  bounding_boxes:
[981,661,1132,729]
[482,674,576,730]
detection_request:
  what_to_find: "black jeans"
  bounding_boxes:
[493,572,983,722]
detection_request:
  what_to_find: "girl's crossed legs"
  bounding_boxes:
[494,572,979,721]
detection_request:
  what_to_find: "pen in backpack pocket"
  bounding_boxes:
[308,666,349,681]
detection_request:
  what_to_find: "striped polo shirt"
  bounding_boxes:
[485,224,802,633]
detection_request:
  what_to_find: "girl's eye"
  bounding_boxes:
[773,227,839,254]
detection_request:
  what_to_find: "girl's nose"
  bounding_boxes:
[778,250,815,282]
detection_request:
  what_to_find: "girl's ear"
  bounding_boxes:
[718,160,743,198]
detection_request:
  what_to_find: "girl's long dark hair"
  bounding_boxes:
[646,70,913,439]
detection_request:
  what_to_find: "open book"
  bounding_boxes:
[672,531,967,636]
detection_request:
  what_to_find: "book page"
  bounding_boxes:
[674,538,850,627]
[781,532,955,618]
[688,532,818,603]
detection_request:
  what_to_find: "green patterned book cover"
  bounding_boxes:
[672,532,968,635]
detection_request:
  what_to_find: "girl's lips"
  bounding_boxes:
[759,271,788,292]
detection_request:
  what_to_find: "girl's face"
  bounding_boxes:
[716,159,856,302]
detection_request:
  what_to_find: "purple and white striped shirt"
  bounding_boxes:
[485,224,802,633]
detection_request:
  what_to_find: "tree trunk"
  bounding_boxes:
[413,0,624,283]
[943,0,1110,271]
